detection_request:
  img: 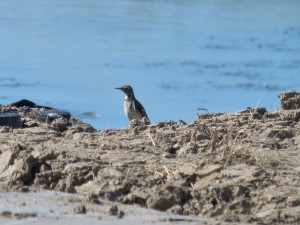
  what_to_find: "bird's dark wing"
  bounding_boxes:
[134,99,149,121]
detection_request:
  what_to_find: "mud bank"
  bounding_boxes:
[1,91,300,224]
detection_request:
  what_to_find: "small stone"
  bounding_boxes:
[146,194,175,211]
[87,193,102,205]
[74,205,86,214]
[286,197,300,207]
[108,205,118,216]
[90,198,101,205]
[14,212,37,219]
[167,205,183,214]
[118,210,125,218]
[178,120,187,125]
[0,211,12,218]
[163,153,175,158]
[0,126,10,133]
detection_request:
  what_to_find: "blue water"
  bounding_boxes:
[1,0,300,130]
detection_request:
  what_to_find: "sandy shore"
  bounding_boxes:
[1,91,300,224]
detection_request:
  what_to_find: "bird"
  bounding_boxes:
[115,85,150,123]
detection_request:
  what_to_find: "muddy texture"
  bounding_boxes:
[1,91,300,224]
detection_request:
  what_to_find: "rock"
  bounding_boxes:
[0,211,12,218]
[118,210,125,218]
[197,165,223,179]
[0,150,16,175]
[164,186,192,204]
[14,212,37,219]
[209,186,234,204]
[278,91,300,110]
[34,171,62,188]
[87,194,102,205]
[146,193,176,211]
[264,129,294,140]
[0,151,43,185]
[2,99,95,132]
[191,130,210,141]
[274,110,300,121]
[178,120,187,126]
[6,99,71,124]
[108,205,119,216]
[167,205,183,214]
[23,119,39,128]
[0,126,10,133]
[64,124,96,137]
[108,205,125,218]
[177,143,199,155]
[50,118,69,132]
[9,99,37,108]
[286,197,300,207]
[0,112,22,128]
[128,189,150,205]
[30,108,71,123]
[74,205,87,214]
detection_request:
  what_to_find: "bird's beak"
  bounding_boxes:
[115,87,121,90]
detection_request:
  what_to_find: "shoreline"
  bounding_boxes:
[1,91,300,224]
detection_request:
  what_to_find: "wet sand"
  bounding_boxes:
[0,188,208,225]
[1,91,300,224]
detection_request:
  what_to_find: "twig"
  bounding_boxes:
[147,131,156,147]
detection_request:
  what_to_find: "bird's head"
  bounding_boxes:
[115,85,134,97]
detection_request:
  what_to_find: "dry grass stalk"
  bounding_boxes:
[221,125,234,159]
[223,146,238,168]
[13,137,30,151]
[147,131,156,147]
[153,170,164,177]
[210,129,218,152]
[255,98,261,108]
[163,165,171,177]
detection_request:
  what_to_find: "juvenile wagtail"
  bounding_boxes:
[115,85,150,123]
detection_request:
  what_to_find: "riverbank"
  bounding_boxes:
[1,91,300,224]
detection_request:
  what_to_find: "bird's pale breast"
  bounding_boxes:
[124,100,143,121]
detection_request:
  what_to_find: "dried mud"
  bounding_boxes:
[1,91,300,224]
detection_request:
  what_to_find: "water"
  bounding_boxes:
[0,0,299,130]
